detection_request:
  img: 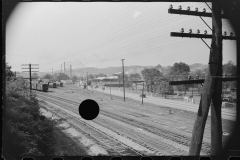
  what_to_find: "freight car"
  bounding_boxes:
[56,81,63,87]
[36,83,48,92]
[48,82,57,88]
[31,82,37,90]
[56,82,60,87]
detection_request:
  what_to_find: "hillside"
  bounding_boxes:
[18,63,208,78]
[189,63,208,71]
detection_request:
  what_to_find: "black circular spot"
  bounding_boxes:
[79,99,99,120]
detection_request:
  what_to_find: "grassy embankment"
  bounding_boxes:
[3,79,87,159]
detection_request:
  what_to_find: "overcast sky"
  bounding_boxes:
[6,2,236,73]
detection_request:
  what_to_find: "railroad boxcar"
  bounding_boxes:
[56,82,60,87]
[31,82,37,90]
[48,82,53,88]
[37,83,48,92]
[56,81,63,87]
[48,82,57,88]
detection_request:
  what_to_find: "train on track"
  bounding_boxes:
[56,81,63,87]
[48,82,57,88]
[32,82,48,92]
[31,80,63,92]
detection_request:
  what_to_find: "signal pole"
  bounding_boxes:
[121,59,125,101]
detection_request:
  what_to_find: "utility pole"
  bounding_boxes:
[64,62,65,74]
[87,72,88,90]
[29,64,32,93]
[70,65,72,78]
[110,78,112,100]
[142,82,144,105]
[21,64,39,94]
[121,59,125,101]
[61,64,62,73]
[52,68,53,76]
[167,2,236,155]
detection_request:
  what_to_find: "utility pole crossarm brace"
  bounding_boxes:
[200,38,211,49]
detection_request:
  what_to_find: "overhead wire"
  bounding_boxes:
[52,5,167,54]
[38,38,208,72]
[50,2,149,53]
[49,2,200,55]
[12,16,208,66]
[37,37,201,70]
[54,14,201,61]
[9,1,223,70]
[12,2,207,63]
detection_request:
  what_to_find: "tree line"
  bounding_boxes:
[40,60,236,94]
[141,61,236,95]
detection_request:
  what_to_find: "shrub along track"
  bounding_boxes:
[37,88,213,155]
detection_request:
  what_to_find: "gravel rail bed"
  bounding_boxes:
[37,92,210,155]
[39,96,144,156]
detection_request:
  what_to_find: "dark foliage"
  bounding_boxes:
[3,65,56,158]
[3,95,56,158]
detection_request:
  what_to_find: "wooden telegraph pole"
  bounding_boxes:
[142,82,144,105]
[110,78,112,100]
[209,2,223,155]
[29,64,32,92]
[21,64,39,94]
[87,72,88,90]
[189,2,222,155]
[121,59,125,101]
[167,1,237,155]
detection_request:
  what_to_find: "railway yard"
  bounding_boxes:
[36,85,236,156]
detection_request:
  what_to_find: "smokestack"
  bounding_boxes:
[61,64,62,73]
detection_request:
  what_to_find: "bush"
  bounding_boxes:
[3,79,56,158]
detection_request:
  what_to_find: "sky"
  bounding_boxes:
[6,2,237,73]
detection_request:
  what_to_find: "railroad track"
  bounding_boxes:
[38,95,144,156]
[69,85,235,121]
[64,86,234,132]
[100,88,236,121]
[37,92,210,155]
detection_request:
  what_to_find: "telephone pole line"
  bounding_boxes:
[29,64,32,92]
[87,72,88,90]
[167,2,236,155]
[64,62,65,74]
[121,59,125,101]
[21,64,39,94]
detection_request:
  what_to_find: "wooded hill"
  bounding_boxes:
[18,63,209,78]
